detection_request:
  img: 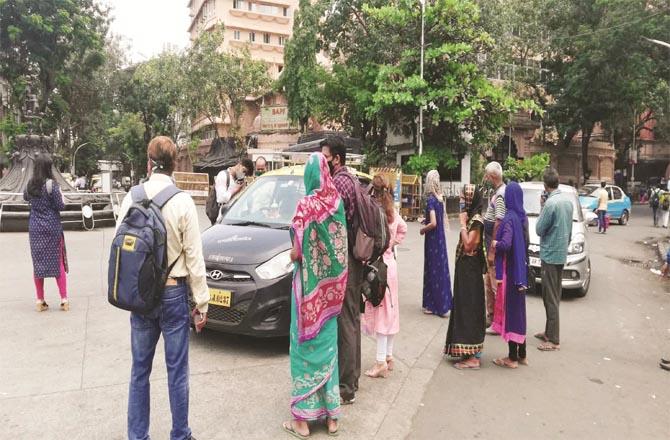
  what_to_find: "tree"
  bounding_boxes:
[278,0,324,132]
[541,0,670,183]
[182,25,272,149]
[503,152,550,182]
[119,50,186,146]
[314,0,536,167]
[0,0,107,119]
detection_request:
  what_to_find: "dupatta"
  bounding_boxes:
[291,153,348,343]
[496,181,529,289]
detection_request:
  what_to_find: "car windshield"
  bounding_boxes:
[222,175,305,227]
[578,185,599,197]
[522,188,583,222]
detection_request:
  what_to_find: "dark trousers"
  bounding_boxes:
[597,209,607,233]
[541,262,563,345]
[338,254,363,400]
[128,284,192,440]
[508,341,527,361]
[653,207,659,226]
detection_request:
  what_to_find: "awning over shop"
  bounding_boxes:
[285,132,363,154]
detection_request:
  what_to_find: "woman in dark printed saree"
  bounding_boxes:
[283,153,348,438]
[491,181,529,369]
[444,184,487,370]
[23,153,69,312]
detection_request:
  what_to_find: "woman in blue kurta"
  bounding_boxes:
[420,170,452,317]
[23,154,69,312]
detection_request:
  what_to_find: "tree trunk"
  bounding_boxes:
[580,124,593,185]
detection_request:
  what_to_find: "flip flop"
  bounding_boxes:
[519,358,529,366]
[454,361,481,370]
[282,421,310,439]
[537,343,560,351]
[660,358,670,365]
[422,309,434,315]
[661,363,670,372]
[325,418,339,437]
[492,358,518,369]
[534,332,549,342]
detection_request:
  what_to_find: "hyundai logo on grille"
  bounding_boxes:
[207,270,225,281]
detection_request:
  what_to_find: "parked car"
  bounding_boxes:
[579,184,632,225]
[521,182,591,297]
[197,166,372,337]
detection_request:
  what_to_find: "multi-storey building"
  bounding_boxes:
[187,0,300,163]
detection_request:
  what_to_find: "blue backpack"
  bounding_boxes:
[108,184,182,313]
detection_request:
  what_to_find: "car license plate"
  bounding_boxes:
[209,289,232,308]
[529,257,541,267]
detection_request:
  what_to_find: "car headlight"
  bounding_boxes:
[256,249,293,280]
[568,241,584,255]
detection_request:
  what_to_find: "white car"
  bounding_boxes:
[521,182,591,297]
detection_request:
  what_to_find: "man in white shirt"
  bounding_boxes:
[214,159,254,204]
[595,182,609,234]
[116,136,208,440]
[483,161,506,330]
[208,158,254,224]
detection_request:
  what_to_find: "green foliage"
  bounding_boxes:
[277,0,324,132]
[0,0,107,116]
[403,148,460,177]
[503,153,550,182]
[0,116,26,154]
[481,0,670,182]
[182,25,271,148]
[470,150,486,185]
[285,0,538,158]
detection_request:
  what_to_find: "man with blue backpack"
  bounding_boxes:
[111,136,209,440]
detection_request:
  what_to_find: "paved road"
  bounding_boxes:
[410,204,670,439]
[0,204,667,439]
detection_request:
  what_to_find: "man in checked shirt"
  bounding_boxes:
[321,136,362,405]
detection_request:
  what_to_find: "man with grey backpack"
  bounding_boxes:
[112,136,208,440]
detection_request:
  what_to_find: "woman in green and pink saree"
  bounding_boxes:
[283,153,348,438]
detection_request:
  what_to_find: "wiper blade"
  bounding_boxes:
[227,221,274,228]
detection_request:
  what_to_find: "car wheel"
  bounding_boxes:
[574,260,591,297]
[619,210,629,225]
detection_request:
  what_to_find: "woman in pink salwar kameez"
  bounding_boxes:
[362,175,407,378]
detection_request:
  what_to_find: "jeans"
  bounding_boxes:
[128,283,192,440]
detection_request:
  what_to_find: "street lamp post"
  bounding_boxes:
[71,142,91,177]
[418,0,426,156]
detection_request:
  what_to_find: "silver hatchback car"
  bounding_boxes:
[520,182,591,297]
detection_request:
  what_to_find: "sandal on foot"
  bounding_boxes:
[519,358,529,366]
[326,419,339,436]
[364,362,389,378]
[537,343,560,351]
[493,358,518,369]
[386,356,395,371]
[36,301,48,312]
[60,300,69,311]
[422,309,434,315]
[454,360,480,370]
[282,421,310,439]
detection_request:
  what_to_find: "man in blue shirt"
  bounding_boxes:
[535,168,573,351]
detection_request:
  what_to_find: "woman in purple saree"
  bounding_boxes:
[491,181,529,369]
